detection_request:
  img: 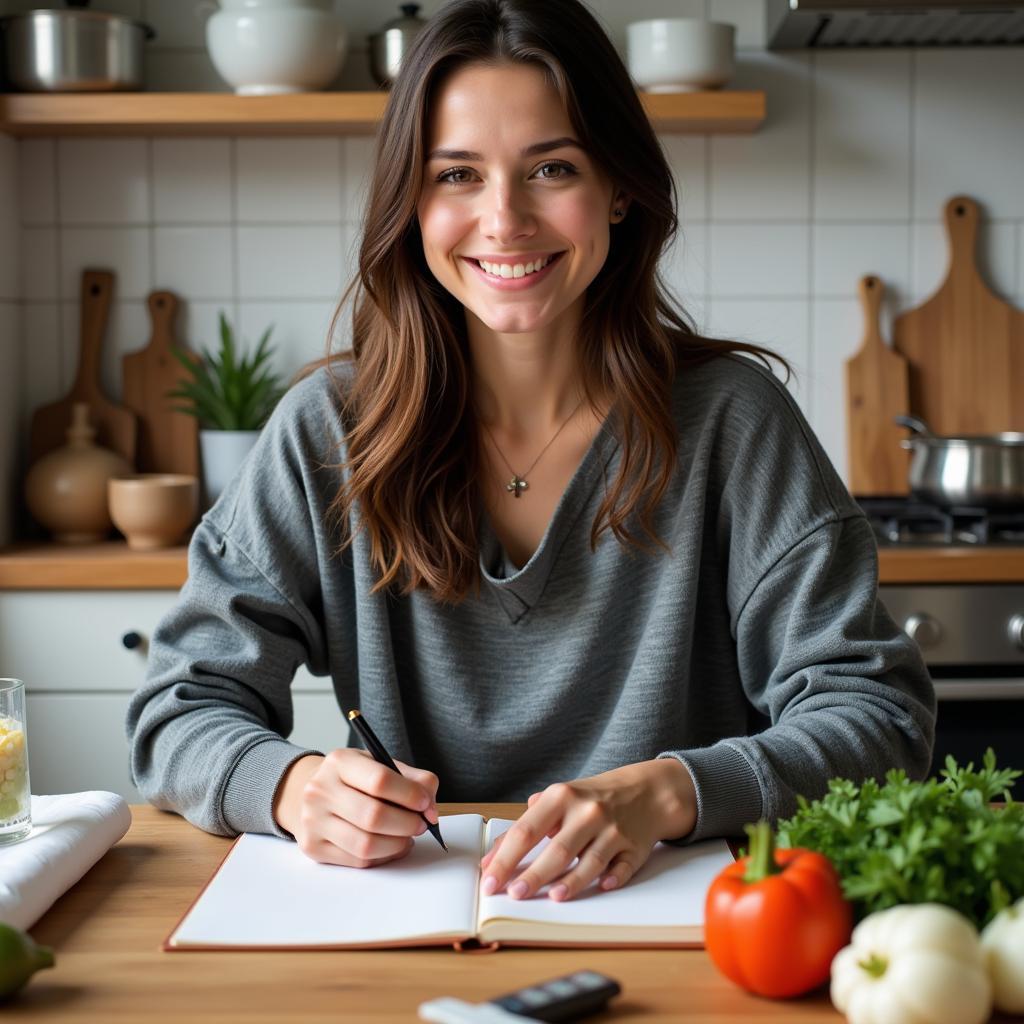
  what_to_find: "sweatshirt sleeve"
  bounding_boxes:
[656,357,936,843]
[660,513,936,842]
[124,373,344,838]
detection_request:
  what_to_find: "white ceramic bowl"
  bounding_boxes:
[216,0,333,11]
[626,19,735,93]
[206,7,347,95]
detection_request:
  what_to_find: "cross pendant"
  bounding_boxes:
[506,475,529,498]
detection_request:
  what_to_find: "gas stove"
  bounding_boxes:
[857,497,1024,546]
[854,496,1024,784]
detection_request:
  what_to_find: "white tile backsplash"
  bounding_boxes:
[238,302,342,383]
[913,49,1024,221]
[6,2,1024,493]
[60,228,152,303]
[57,139,151,225]
[153,138,232,223]
[812,50,912,221]
[710,0,766,49]
[661,135,708,226]
[21,228,58,302]
[706,298,810,411]
[237,225,343,300]
[341,136,376,225]
[154,226,234,300]
[144,0,213,50]
[18,140,56,226]
[812,223,911,303]
[0,139,17,301]
[174,301,236,360]
[147,49,228,93]
[710,52,811,221]
[709,223,810,297]
[661,221,709,331]
[22,304,62,432]
[236,139,344,224]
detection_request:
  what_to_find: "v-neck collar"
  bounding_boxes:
[478,409,621,623]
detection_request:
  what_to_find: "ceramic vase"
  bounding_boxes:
[25,403,133,543]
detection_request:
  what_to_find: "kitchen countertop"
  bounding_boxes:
[3,803,845,1023]
[2,540,1024,589]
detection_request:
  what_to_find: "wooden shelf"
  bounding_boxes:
[0,89,766,136]
[2,538,1024,590]
[0,540,188,590]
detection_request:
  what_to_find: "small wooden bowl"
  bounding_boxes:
[108,474,199,551]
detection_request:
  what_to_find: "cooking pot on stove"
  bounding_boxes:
[896,414,1024,509]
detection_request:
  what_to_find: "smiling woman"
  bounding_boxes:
[126,0,936,911]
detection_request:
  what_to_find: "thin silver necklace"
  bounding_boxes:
[480,399,584,499]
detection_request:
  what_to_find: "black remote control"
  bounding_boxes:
[489,970,621,1022]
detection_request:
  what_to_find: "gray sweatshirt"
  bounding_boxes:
[125,353,936,842]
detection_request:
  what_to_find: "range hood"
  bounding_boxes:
[767,0,1024,47]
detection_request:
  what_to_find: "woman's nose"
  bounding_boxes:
[480,187,534,239]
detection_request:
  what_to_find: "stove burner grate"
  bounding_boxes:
[856,497,1024,546]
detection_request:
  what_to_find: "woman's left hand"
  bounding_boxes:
[479,758,697,902]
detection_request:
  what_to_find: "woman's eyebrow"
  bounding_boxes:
[426,136,584,161]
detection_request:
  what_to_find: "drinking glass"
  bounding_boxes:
[0,678,32,844]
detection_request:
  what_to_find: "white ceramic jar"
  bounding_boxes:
[626,19,735,93]
[206,0,347,95]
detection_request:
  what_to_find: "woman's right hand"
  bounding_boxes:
[272,750,440,867]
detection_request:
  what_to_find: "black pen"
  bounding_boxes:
[346,709,447,852]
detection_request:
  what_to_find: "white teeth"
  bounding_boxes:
[478,254,556,278]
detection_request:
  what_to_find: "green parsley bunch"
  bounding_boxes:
[776,749,1024,928]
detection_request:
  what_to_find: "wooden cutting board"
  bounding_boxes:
[894,195,1024,435]
[29,269,137,466]
[845,275,910,495]
[122,290,199,475]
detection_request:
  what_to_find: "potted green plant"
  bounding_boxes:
[169,311,285,507]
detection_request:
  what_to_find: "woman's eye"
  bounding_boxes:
[536,161,576,179]
[437,166,474,185]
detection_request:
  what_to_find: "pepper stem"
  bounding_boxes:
[742,820,783,883]
[858,954,888,979]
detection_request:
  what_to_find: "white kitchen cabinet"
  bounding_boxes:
[0,590,347,800]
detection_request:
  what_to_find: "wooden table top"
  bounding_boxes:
[6,804,850,1023]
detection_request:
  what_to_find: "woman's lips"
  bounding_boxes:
[461,251,566,291]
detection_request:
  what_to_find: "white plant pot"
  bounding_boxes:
[206,5,347,95]
[199,429,260,508]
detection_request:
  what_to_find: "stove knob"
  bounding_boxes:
[1008,615,1024,651]
[904,613,943,649]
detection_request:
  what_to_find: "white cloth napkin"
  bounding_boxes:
[0,791,132,931]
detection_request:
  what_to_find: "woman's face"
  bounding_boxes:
[417,62,624,336]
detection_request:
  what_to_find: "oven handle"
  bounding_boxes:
[933,679,1024,701]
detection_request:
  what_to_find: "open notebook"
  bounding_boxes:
[165,813,735,951]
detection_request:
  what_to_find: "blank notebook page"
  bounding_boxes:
[478,818,734,928]
[169,813,484,947]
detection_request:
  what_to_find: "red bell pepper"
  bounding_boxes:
[704,820,852,999]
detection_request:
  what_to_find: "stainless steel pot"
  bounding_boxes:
[368,3,427,89]
[0,3,155,93]
[896,414,1024,509]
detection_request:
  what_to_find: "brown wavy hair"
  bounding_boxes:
[315,0,790,606]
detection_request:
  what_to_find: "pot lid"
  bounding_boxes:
[374,3,426,32]
[6,8,155,38]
